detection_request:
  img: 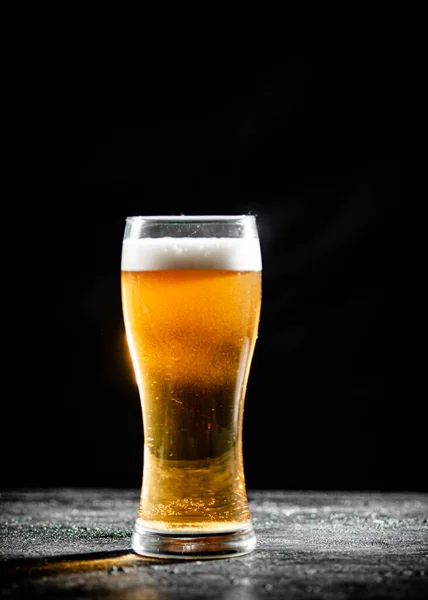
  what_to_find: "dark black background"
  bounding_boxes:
[4,42,417,493]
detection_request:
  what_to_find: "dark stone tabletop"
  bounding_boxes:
[0,489,427,599]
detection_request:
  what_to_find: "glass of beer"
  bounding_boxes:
[121,215,262,558]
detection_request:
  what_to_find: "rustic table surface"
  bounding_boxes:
[1,489,427,599]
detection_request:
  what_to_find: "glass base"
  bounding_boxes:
[132,523,256,559]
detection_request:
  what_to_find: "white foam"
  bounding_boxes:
[121,237,262,271]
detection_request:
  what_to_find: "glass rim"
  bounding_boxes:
[125,215,256,223]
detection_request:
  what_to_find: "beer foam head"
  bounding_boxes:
[121,237,262,271]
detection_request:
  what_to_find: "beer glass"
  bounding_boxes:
[121,215,262,558]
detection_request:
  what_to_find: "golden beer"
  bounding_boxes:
[121,216,261,557]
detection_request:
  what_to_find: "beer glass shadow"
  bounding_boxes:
[1,550,243,599]
[0,549,178,579]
